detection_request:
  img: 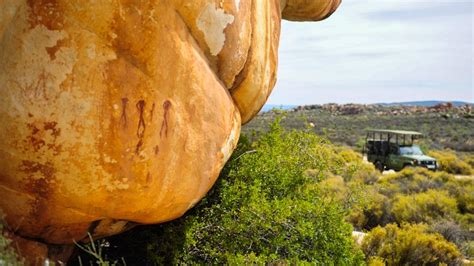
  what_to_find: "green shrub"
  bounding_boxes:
[392,190,457,223]
[146,119,364,264]
[378,167,450,196]
[444,178,474,214]
[428,150,473,175]
[375,168,473,217]
[314,157,473,260]
[461,241,474,260]
[346,186,390,230]
[317,175,348,203]
[336,147,379,184]
[0,215,23,266]
[362,223,462,265]
[462,153,474,169]
[430,219,471,252]
[346,168,459,230]
[367,256,385,266]
[349,162,379,185]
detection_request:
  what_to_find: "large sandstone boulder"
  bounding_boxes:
[0,0,340,260]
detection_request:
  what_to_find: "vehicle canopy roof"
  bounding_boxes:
[366,129,423,136]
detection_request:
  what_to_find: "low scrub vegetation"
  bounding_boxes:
[244,105,474,152]
[69,119,472,265]
[3,117,471,265]
[146,119,365,264]
[428,149,473,175]
[323,162,473,262]
[392,190,457,223]
[361,223,461,265]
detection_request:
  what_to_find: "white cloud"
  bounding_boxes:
[269,0,473,104]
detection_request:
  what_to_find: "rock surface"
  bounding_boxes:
[0,0,340,260]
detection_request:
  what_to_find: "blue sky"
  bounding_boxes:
[268,0,473,105]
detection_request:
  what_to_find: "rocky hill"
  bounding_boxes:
[292,102,473,117]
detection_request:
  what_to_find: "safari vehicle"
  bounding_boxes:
[364,129,438,172]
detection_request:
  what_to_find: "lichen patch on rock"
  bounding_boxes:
[196,3,234,56]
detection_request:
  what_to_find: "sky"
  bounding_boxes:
[267,0,473,105]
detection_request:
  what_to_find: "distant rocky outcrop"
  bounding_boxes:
[292,102,473,117]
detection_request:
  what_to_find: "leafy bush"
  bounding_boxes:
[337,148,379,184]
[430,219,470,248]
[442,179,474,217]
[356,167,474,259]
[428,150,473,175]
[376,168,474,217]
[378,167,450,196]
[392,190,457,223]
[367,256,385,266]
[346,186,390,230]
[344,168,452,230]
[362,223,462,265]
[146,119,364,264]
[461,153,474,169]
[317,175,349,203]
[461,241,474,260]
[348,168,473,230]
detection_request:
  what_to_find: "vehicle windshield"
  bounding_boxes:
[399,145,423,155]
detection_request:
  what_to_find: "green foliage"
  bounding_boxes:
[240,112,474,262]
[428,149,473,175]
[0,215,23,266]
[69,118,473,264]
[244,105,474,151]
[378,167,451,196]
[337,148,379,184]
[362,223,462,265]
[368,168,473,225]
[461,152,474,169]
[392,190,457,223]
[462,241,474,260]
[314,159,474,261]
[430,219,472,250]
[367,256,385,266]
[346,186,390,230]
[147,118,364,264]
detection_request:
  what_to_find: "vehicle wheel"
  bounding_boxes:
[375,161,384,172]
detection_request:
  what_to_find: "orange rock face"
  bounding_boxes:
[0,0,340,258]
